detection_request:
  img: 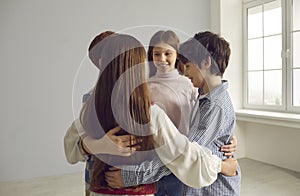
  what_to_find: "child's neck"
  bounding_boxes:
[203,75,222,94]
[157,68,176,74]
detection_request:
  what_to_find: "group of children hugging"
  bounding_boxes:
[64,29,241,196]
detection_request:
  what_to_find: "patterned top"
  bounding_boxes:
[121,104,222,189]
[184,80,241,195]
[122,81,241,195]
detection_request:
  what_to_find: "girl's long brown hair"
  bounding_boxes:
[90,34,154,188]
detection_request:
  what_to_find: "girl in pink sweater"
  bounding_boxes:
[147,30,197,196]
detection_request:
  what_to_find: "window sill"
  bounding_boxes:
[235,109,300,129]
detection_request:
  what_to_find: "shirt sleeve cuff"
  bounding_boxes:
[121,165,140,187]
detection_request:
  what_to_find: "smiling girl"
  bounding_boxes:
[146,30,197,196]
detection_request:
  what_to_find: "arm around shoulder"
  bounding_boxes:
[150,105,221,188]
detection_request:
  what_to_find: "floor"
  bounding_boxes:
[1,158,300,196]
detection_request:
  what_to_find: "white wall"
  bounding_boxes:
[211,0,245,158]
[0,0,211,181]
[244,123,300,172]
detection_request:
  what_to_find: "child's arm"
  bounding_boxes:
[151,107,222,188]
[115,157,172,187]
[63,90,94,164]
[64,120,135,165]
[81,126,136,156]
[188,104,233,151]
[106,155,236,189]
[105,105,237,189]
[64,119,89,164]
[220,132,237,157]
[149,105,237,187]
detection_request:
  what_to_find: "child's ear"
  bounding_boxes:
[203,56,211,69]
[200,56,211,69]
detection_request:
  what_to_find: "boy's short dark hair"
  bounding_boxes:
[88,31,115,68]
[179,31,231,77]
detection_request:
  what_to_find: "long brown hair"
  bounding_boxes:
[90,34,154,188]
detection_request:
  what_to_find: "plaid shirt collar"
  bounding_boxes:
[198,80,229,102]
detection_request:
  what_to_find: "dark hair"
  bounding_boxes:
[147,30,180,77]
[88,31,115,68]
[179,31,231,77]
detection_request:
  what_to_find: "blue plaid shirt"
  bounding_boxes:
[122,81,241,195]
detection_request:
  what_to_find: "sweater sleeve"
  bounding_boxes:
[64,119,88,164]
[151,105,221,188]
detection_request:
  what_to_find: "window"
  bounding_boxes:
[243,0,300,113]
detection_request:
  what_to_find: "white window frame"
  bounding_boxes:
[243,0,300,114]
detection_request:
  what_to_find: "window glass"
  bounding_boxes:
[293,69,300,106]
[293,32,300,68]
[264,70,282,105]
[248,38,263,70]
[248,6,263,39]
[245,0,299,112]
[248,71,263,105]
[293,0,300,30]
[264,35,282,70]
[264,0,282,36]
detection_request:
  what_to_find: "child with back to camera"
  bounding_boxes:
[64,31,137,196]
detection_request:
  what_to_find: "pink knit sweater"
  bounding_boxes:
[148,69,197,135]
